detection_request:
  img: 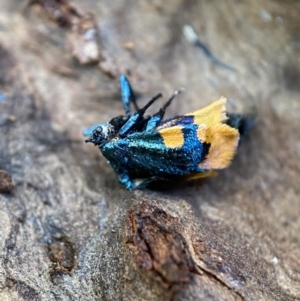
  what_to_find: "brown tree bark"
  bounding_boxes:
[0,1,300,300]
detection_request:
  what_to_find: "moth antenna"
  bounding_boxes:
[163,88,185,110]
[141,93,163,112]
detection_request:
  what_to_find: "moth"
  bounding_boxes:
[84,75,253,190]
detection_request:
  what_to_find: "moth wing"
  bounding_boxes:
[157,97,228,129]
[157,122,239,171]
[197,123,239,169]
[116,124,204,176]
[183,98,239,170]
[185,170,218,181]
[185,97,228,126]
[157,126,185,148]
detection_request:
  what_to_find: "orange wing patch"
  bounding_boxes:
[185,170,218,181]
[197,123,239,169]
[158,126,184,148]
[186,97,227,126]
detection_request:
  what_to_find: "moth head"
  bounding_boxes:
[85,123,115,146]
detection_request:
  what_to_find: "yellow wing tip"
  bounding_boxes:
[198,124,240,170]
[216,96,227,105]
[189,97,228,126]
[218,96,228,123]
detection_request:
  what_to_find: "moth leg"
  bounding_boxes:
[110,162,133,190]
[132,177,157,190]
[118,173,134,191]
[120,75,138,116]
[119,93,162,137]
[145,89,184,131]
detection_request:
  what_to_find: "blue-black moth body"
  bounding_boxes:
[84,75,253,190]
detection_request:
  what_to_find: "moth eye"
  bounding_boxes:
[95,127,103,134]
